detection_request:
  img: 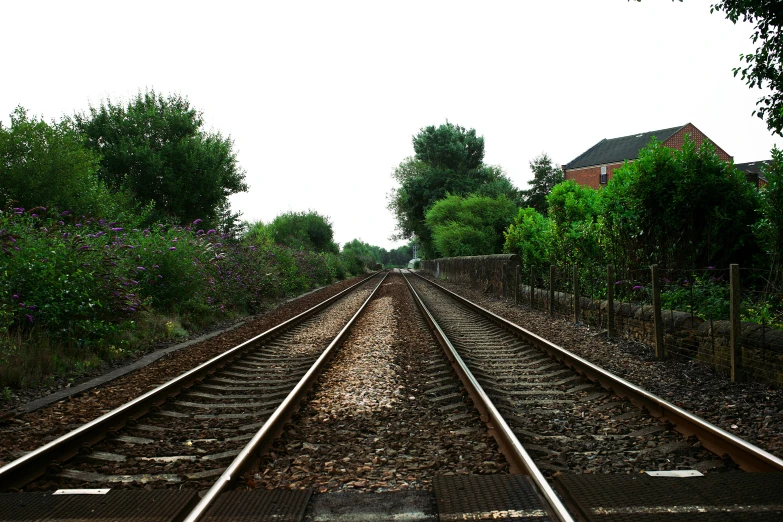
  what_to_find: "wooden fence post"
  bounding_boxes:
[530,266,535,309]
[549,266,556,316]
[515,264,520,305]
[651,264,664,360]
[730,264,741,382]
[573,264,580,324]
[607,264,615,338]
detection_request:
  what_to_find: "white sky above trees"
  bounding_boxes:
[3,1,781,250]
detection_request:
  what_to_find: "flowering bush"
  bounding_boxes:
[1,206,351,387]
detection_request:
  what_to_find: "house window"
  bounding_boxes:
[600,166,607,184]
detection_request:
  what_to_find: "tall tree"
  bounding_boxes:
[75,90,248,226]
[521,153,563,213]
[387,122,518,257]
[425,194,517,257]
[0,107,121,217]
[753,146,783,277]
[602,137,760,269]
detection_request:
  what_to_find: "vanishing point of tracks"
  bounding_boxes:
[1,270,782,521]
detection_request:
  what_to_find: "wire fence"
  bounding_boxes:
[424,256,783,388]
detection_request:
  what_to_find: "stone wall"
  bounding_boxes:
[522,283,783,387]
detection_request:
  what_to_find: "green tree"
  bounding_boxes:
[521,153,563,213]
[387,122,518,257]
[425,194,517,257]
[0,107,122,217]
[603,137,760,269]
[341,239,380,274]
[75,90,248,226]
[266,211,339,253]
[546,180,604,268]
[383,244,413,267]
[503,207,551,269]
[754,146,783,275]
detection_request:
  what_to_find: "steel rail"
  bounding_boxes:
[0,273,383,491]
[183,271,389,522]
[409,271,783,473]
[401,271,575,522]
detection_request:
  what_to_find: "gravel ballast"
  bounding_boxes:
[417,273,783,461]
[249,273,508,493]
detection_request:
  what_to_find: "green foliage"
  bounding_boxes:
[425,194,516,257]
[660,272,731,320]
[75,90,248,227]
[243,220,274,246]
[0,107,124,217]
[412,122,484,171]
[384,244,414,267]
[546,180,604,268]
[266,211,339,253]
[341,239,380,274]
[602,137,760,270]
[753,146,783,274]
[0,206,350,389]
[520,153,563,213]
[387,122,519,257]
[503,207,551,269]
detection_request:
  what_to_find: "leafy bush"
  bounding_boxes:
[1,206,348,388]
[426,194,516,257]
[266,211,339,254]
[504,207,550,269]
[0,107,126,218]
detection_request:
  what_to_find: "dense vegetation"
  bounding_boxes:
[0,96,410,391]
[389,122,782,328]
[387,122,520,258]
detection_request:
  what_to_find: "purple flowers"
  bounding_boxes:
[632,285,644,290]
[110,227,124,232]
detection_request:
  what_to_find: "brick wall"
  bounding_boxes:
[563,162,624,189]
[662,123,732,162]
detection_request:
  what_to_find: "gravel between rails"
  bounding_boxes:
[22,281,378,492]
[408,275,729,477]
[247,272,508,493]
[0,276,370,469]
[416,273,783,461]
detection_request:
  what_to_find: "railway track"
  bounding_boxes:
[403,270,783,520]
[1,270,782,521]
[0,272,383,492]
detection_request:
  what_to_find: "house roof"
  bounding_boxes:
[735,160,769,175]
[564,125,684,170]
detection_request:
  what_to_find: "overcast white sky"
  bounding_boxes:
[3,1,781,250]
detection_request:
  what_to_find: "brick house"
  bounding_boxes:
[735,161,770,188]
[562,123,733,189]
